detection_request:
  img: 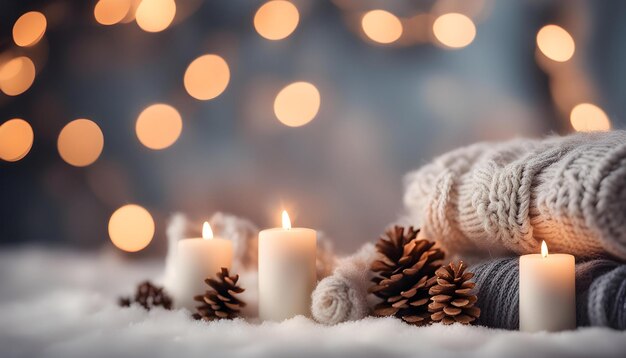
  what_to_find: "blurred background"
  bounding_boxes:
[0,0,624,256]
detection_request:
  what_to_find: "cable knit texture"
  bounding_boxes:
[404,131,626,260]
[311,244,376,325]
[469,258,625,330]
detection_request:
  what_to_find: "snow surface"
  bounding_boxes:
[1,248,625,358]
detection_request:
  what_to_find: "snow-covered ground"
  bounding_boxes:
[1,248,625,358]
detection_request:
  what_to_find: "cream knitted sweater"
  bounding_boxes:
[403,131,626,261]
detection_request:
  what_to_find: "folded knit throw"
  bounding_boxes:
[470,258,625,330]
[403,131,626,260]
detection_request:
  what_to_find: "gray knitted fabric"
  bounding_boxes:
[575,260,620,326]
[404,131,626,260]
[588,265,626,329]
[469,258,625,330]
[469,258,520,329]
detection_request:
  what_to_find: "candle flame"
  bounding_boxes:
[282,210,291,230]
[541,240,548,258]
[202,221,213,240]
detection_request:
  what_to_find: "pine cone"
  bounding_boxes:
[369,226,445,325]
[193,267,246,321]
[428,261,480,325]
[118,281,173,311]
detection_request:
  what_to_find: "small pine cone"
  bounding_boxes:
[118,281,173,311]
[428,261,480,325]
[369,226,445,326]
[193,268,246,321]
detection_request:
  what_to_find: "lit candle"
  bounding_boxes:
[258,210,317,321]
[519,241,576,332]
[171,222,233,310]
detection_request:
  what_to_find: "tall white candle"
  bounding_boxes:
[258,210,317,321]
[172,222,233,310]
[519,241,575,332]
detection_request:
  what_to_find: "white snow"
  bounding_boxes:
[1,248,625,358]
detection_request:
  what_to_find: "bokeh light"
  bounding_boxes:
[108,204,155,252]
[536,25,575,62]
[135,0,176,33]
[0,119,34,162]
[136,103,182,150]
[94,0,132,26]
[432,13,476,49]
[254,1,300,40]
[184,54,230,100]
[361,10,403,44]
[274,82,321,127]
[12,11,47,47]
[57,119,104,167]
[570,103,611,132]
[0,56,36,96]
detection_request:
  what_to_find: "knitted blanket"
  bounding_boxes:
[403,131,626,261]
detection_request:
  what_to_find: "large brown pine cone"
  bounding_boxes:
[369,226,445,325]
[193,267,246,321]
[428,261,480,325]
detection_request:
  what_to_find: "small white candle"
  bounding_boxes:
[258,210,317,321]
[172,222,233,310]
[519,241,576,332]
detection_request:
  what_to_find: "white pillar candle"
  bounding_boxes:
[258,210,317,321]
[172,222,233,310]
[519,241,576,332]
